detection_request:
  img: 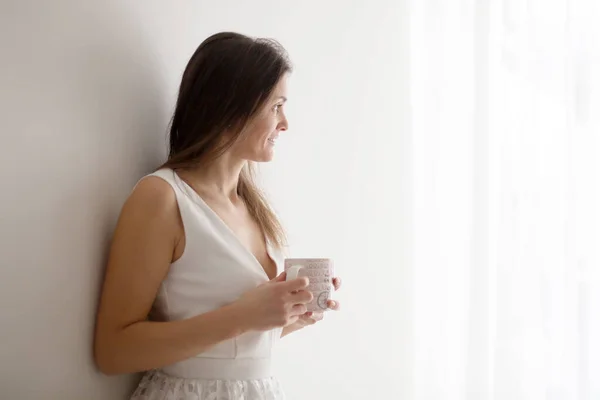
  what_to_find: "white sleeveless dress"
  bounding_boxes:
[129,168,286,400]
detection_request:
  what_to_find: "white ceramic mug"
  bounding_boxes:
[284,258,334,312]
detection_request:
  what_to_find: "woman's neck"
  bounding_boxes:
[180,154,246,202]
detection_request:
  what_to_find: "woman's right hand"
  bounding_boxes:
[234,272,313,331]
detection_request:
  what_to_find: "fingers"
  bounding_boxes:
[280,276,310,292]
[327,299,340,311]
[304,312,324,322]
[290,303,307,316]
[271,271,287,283]
[298,312,322,326]
[298,314,317,325]
[289,289,313,304]
[310,312,324,322]
[286,315,300,326]
[333,277,342,291]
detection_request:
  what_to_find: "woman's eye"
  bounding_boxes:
[274,104,283,113]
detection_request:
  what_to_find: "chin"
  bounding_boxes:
[248,149,275,163]
[253,155,275,163]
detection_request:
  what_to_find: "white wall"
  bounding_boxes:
[0,1,412,399]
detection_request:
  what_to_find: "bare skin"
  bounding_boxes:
[93,75,341,375]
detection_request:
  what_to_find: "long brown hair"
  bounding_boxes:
[160,32,290,248]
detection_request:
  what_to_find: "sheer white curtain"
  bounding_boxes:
[408,0,599,399]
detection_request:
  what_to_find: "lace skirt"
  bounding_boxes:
[130,369,286,400]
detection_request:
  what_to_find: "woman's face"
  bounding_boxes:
[233,75,289,162]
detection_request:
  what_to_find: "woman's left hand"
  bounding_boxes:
[282,277,341,336]
[327,276,342,310]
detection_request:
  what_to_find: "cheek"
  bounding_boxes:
[239,112,277,150]
[239,127,268,150]
[248,120,274,141]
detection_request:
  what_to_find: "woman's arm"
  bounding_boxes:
[94,177,252,375]
[97,303,252,375]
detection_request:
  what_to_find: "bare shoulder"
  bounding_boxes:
[95,175,183,335]
[125,175,178,216]
[117,175,184,258]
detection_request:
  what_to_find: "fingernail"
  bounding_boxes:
[329,301,336,307]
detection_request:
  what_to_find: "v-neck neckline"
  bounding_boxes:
[172,170,277,280]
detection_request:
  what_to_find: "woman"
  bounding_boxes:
[93,32,341,400]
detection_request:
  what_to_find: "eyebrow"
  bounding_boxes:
[275,96,287,102]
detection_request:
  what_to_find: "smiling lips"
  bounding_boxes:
[267,135,279,145]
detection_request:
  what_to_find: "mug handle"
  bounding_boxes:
[285,265,304,281]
